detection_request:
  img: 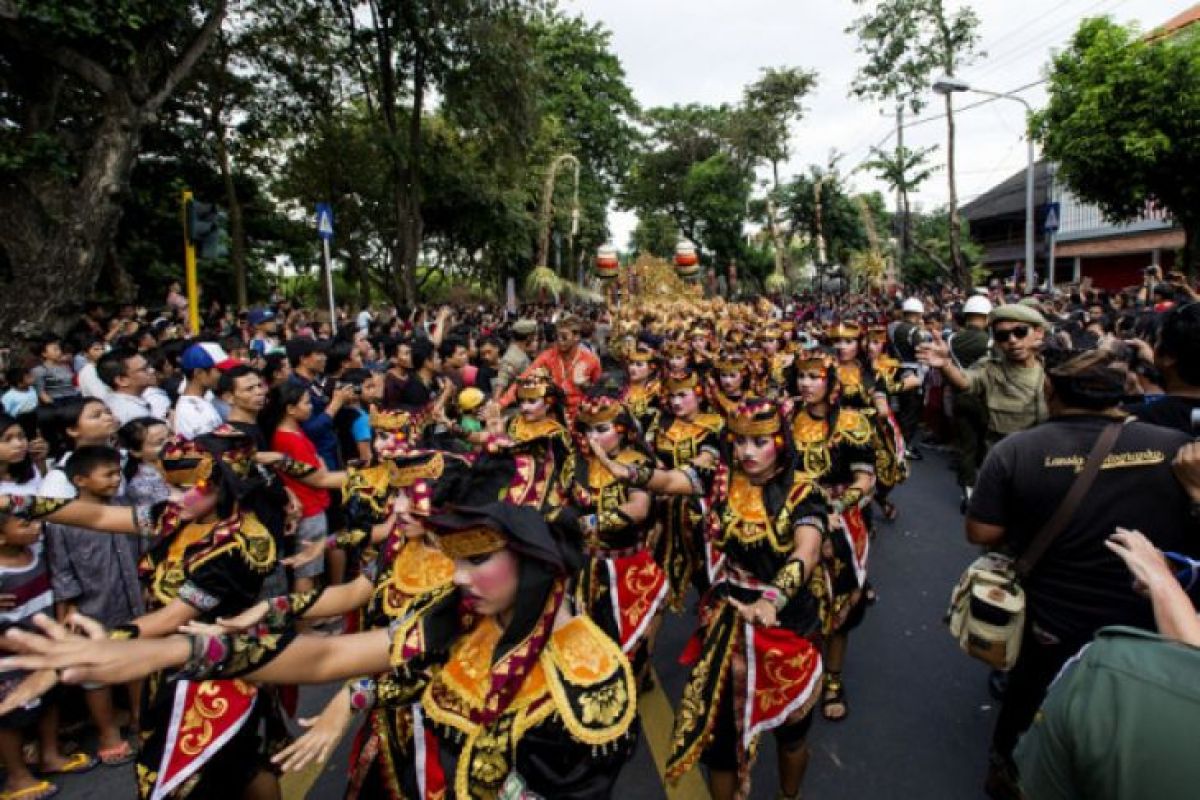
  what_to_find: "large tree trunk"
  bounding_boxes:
[944,93,969,289]
[0,1,225,341]
[0,94,141,336]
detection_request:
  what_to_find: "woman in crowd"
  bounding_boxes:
[649,369,724,608]
[569,394,667,681]
[594,399,827,800]
[618,341,662,440]
[37,398,119,499]
[788,350,877,722]
[828,322,912,520]
[0,503,639,800]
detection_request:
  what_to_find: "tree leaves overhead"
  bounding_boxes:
[847,0,982,113]
[1032,15,1200,270]
[0,0,643,321]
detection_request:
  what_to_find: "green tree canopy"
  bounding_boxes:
[1032,16,1200,271]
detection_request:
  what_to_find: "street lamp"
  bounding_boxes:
[933,77,1037,294]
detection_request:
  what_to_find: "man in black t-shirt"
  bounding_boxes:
[966,348,1197,800]
[1124,302,1200,435]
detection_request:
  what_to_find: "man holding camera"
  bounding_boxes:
[917,304,1049,450]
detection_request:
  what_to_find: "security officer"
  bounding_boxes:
[947,295,994,510]
[918,302,1049,451]
[492,318,537,398]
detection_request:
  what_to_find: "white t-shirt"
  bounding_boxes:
[106,391,154,426]
[0,466,42,497]
[77,363,110,400]
[356,310,373,332]
[173,395,223,440]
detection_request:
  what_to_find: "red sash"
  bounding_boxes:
[151,679,257,800]
[741,623,822,748]
[606,549,668,653]
[838,505,870,587]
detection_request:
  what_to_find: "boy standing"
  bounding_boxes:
[45,446,142,765]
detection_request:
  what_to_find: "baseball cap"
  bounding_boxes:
[458,387,486,413]
[512,319,538,336]
[181,342,232,371]
[248,308,275,327]
[901,298,925,314]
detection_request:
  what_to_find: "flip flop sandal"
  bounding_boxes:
[0,780,61,800]
[821,673,849,722]
[38,752,97,776]
[97,741,135,766]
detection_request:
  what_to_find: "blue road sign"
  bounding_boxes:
[316,202,334,240]
[1043,202,1060,235]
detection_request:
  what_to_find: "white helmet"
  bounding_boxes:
[901,298,925,314]
[963,295,994,316]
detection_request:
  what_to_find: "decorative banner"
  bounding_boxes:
[596,243,620,281]
[674,239,700,280]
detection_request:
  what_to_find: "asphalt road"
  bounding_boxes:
[47,450,997,799]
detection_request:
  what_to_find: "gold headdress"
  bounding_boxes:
[664,368,702,393]
[431,525,507,561]
[662,339,690,358]
[827,321,863,340]
[576,395,624,427]
[792,349,836,373]
[626,341,657,363]
[714,351,748,375]
[370,408,413,433]
[728,400,784,437]
[516,368,553,401]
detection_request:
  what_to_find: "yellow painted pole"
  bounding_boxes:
[181,189,200,334]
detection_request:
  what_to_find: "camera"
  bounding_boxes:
[909,328,933,348]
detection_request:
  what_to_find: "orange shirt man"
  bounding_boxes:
[500,316,600,418]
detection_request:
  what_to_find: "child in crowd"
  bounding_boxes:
[0,416,41,497]
[456,387,488,434]
[117,418,171,507]
[262,383,328,600]
[29,338,78,407]
[0,513,96,799]
[37,398,118,500]
[1,368,38,423]
[44,447,141,765]
[74,337,109,401]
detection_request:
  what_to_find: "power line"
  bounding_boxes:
[967,0,1132,82]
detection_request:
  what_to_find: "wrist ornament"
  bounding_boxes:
[346,677,377,713]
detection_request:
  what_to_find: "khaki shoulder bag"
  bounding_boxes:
[947,421,1123,670]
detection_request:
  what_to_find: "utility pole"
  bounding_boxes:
[181,189,200,334]
[895,105,905,278]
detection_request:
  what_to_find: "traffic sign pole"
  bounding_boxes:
[181,189,200,334]
[323,237,337,335]
[1043,201,1061,291]
[316,203,337,335]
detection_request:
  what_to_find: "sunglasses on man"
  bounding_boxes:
[992,325,1031,344]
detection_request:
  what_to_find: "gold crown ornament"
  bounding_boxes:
[826,321,863,340]
[516,368,553,400]
[728,400,784,437]
[664,369,702,394]
[576,396,624,427]
[431,525,507,561]
[714,351,748,375]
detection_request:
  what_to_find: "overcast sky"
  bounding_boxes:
[563,0,1185,247]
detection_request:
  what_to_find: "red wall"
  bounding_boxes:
[1080,251,1176,292]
